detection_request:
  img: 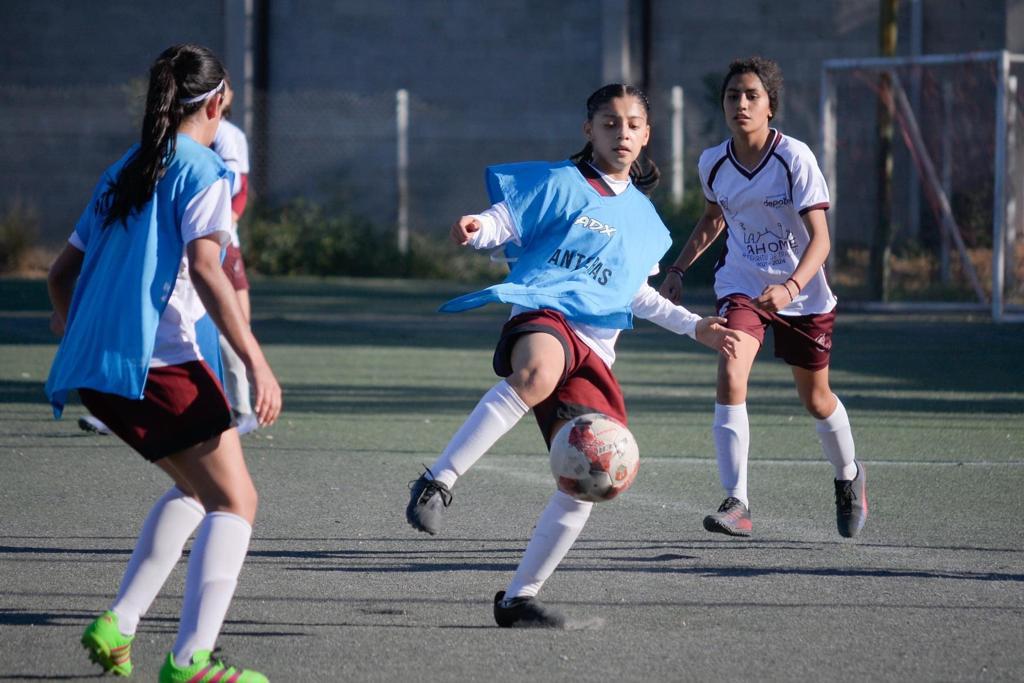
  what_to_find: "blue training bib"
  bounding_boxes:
[440,160,672,329]
[45,135,230,416]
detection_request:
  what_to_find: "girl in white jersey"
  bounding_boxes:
[405,84,742,627]
[46,44,280,682]
[212,80,260,435]
[660,57,867,539]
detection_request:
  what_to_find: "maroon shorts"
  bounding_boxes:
[79,360,232,462]
[716,294,835,371]
[493,309,627,446]
[222,244,250,291]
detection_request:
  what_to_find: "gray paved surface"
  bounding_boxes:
[2,278,1022,681]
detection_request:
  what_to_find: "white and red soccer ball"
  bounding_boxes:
[549,413,639,503]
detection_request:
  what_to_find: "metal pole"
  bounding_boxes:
[396,88,410,255]
[243,0,254,141]
[907,0,923,240]
[1005,75,1018,298]
[670,85,684,206]
[993,51,1009,320]
[251,0,269,199]
[820,66,837,273]
[602,0,631,84]
[940,81,953,284]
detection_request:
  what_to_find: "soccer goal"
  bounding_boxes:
[820,51,1024,322]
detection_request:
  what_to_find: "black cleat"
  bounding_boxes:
[406,468,453,535]
[835,462,868,538]
[493,591,566,628]
[78,415,112,435]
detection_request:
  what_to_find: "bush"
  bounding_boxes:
[653,188,725,287]
[241,188,730,284]
[0,199,40,273]
[242,197,506,282]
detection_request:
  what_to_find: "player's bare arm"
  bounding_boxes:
[188,235,282,426]
[46,244,85,336]
[450,215,482,245]
[754,208,831,313]
[659,200,726,304]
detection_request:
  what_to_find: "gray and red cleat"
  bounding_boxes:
[835,462,868,538]
[703,496,753,537]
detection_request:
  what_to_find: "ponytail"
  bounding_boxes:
[569,142,593,167]
[629,153,660,196]
[102,44,225,228]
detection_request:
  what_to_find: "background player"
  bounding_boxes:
[405,84,741,627]
[211,80,258,435]
[45,44,280,682]
[659,56,866,539]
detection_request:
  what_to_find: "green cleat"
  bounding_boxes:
[81,611,134,676]
[159,649,268,683]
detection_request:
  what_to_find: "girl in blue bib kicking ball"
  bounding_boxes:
[46,44,280,682]
[405,84,742,627]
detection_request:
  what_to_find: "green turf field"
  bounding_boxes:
[1,276,1022,681]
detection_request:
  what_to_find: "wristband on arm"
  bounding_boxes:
[667,266,686,279]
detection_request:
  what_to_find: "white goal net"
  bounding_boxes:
[820,51,1024,321]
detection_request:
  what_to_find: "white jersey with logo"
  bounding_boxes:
[699,129,836,315]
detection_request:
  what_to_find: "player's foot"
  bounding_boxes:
[703,496,752,537]
[158,649,267,683]
[233,411,259,436]
[835,462,868,538]
[493,591,566,628]
[78,414,112,435]
[406,468,452,535]
[81,611,133,676]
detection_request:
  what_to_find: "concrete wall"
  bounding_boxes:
[0,0,224,243]
[0,0,1018,248]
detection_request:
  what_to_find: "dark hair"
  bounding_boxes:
[720,57,783,120]
[102,44,226,228]
[569,83,660,196]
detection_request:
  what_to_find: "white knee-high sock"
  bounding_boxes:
[713,403,750,507]
[504,490,593,599]
[110,487,205,636]
[428,380,529,489]
[816,395,857,480]
[172,512,252,667]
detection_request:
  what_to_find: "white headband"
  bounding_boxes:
[178,79,225,105]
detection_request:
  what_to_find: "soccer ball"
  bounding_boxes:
[549,413,639,503]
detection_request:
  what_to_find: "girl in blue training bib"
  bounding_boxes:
[406,84,742,628]
[46,44,279,682]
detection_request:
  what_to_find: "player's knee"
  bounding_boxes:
[803,390,835,419]
[201,481,258,524]
[508,365,560,406]
[717,371,749,402]
[234,484,258,523]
